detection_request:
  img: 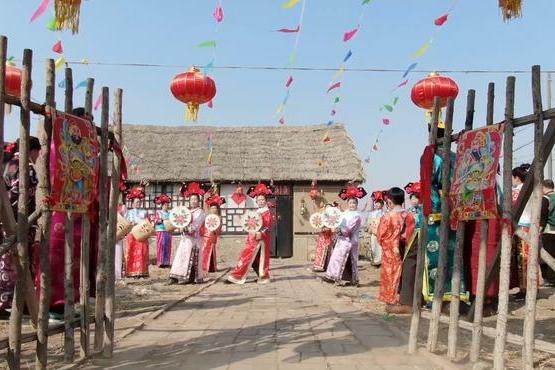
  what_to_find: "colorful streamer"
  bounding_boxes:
[30,0,49,23]
[277,25,300,33]
[327,82,341,93]
[343,27,359,42]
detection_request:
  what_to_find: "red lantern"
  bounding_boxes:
[170,67,216,122]
[411,73,459,110]
[5,65,23,97]
[309,185,320,200]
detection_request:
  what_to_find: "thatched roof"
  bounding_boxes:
[122,123,364,183]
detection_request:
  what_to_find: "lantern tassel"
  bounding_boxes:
[55,0,82,34]
[499,0,522,21]
[186,102,200,122]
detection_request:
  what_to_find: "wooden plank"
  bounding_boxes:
[80,78,94,359]
[94,87,109,352]
[104,88,122,357]
[63,67,75,363]
[493,75,516,370]
[408,96,441,354]
[422,311,555,355]
[35,58,55,370]
[470,82,495,363]
[522,65,543,370]
[427,98,454,353]
[8,47,33,370]
[447,89,475,361]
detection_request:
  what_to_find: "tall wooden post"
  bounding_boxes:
[493,76,515,370]
[63,67,75,363]
[104,88,122,357]
[408,96,441,354]
[94,87,109,352]
[8,48,32,369]
[522,65,544,370]
[447,89,475,360]
[427,97,454,353]
[469,82,495,363]
[35,58,55,369]
[80,78,94,358]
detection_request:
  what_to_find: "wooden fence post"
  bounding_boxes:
[427,97,454,353]
[35,58,55,369]
[522,65,544,370]
[447,89,475,361]
[94,87,109,352]
[63,67,75,363]
[8,47,32,369]
[408,96,441,354]
[80,78,94,359]
[104,88,122,357]
[493,75,515,370]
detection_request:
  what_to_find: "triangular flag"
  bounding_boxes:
[334,97,340,103]
[6,56,15,66]
[362,0,372,4]
[203,59,214,75]
[281,0,300,9]
[343,27,359,42]
[372,143,379,151]
[382,118,390,125]
[331,109,336,116]
[364,157,371,163]
[279,117,285,125]
[285,76,293,87]
[58,79,66,88]
[213,5,224,23]
[383,105,393,112]
[52,40,63,54]
[197,40,217,48]
[46,17,59,31]
[208,100,213,108]
[392,79,409,91]
[276,103,285,114]
[76,80,87,89]
[393,96,399,105]
[30,0,49,23]
[287,51,298,65]
[402,63,418,78]
[94,93,102,111]
[333,65,346,80]
[80,58,89,64]
[327,82,341,93]
[343,50,353,63]
[55,57,65,70]
[327,120,334,126]
[277,25,300,33]
[434,14,449,26]
[413,41,431,58]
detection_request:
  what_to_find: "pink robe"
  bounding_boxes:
[228,207,273,284]
[169,207,205,283]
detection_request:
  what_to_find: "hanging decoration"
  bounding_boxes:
[30,0,50,23]
[309,181,320,200]
[54,0,82,34]
[410,72,459,110]
[52,40,63,54]
[5,65,25,97]
[170,67,217,122]
[499,0,522,21]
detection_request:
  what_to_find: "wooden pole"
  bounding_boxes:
[8,48,32,369]
[548,73,553,180]
[63,67,75,363]
[408,96,441,354]
[427,97,454,353]
[94,87,109,352]
[470,83,495,363]
[447,89,476,361]
[522,65,544,370]
[104,88,122,357]
[80,78,94,359]
[35,58,55,369]
[493,75,516,370]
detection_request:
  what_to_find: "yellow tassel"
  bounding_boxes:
[186,102,199,122]
[499,0,522,21]
[55,0,82,34]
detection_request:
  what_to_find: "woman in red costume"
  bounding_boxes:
[227,183,274,284]
[202,193,225,273]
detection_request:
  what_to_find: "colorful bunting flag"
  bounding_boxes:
[383,105,393,112]
[334,97,340,103]
[197,40,217,48]
[75,80,87,89]
[434,14,449,26]
[58,79,66,88]
[213,5,224,23]
[343,27,359,42]
[30,0,49,23]
[327,82,341,93]
[327,120,334,126]
[382,118,390,125]
[392,79,409,91]
[281,0,300,9]
[54,57,65,70]
[52,40,63,54]
[208,100,214,108]
[402,63,418,78]
[362,0,372,4]
[393,96,399,105]
[285,76,294,87]
[413,40,431,58]
[277,25,300,33]
[331,109,336,116]
[372,143,379,151]
[279,117,285,125]
[46,17,59,31]
[80,58,89,64]
[343,50,353,63]
[94,93,102,111]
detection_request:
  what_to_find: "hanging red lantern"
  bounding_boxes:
[170,67,216,122]
[309,184,320,200]
[5,65,24,97]
[410,73,459,110]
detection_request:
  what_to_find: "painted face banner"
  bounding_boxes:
[450,124,503,221]
[50,113,99,213]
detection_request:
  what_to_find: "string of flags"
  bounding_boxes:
[200,0,225,111]
[363,0,459,166]
[274,0,307,126]
[322,0,373,144]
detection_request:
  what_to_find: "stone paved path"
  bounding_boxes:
[81,261,451,370]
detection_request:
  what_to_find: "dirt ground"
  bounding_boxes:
[0,257,554,369]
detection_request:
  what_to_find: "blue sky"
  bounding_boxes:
[1,0,552,191]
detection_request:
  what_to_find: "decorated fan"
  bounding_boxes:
[309,212,324,230]
[322,207,343,229]
[169,206,192,229]
[241,210,262,233]
[204,214,221,232]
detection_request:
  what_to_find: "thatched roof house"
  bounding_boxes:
[123,123,364,183]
